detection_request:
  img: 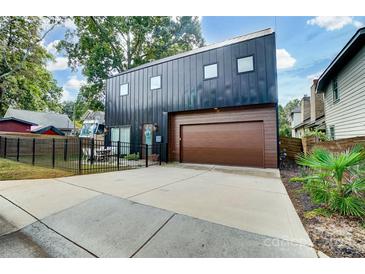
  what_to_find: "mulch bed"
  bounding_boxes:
[280,167,365,258]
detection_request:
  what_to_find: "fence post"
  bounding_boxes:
[32,138,35,165]
[4,137,7,158]
[145,144,148,167]
[52,138,55,168]
[64,139,68,161]
[78,138,82,174]
[16,138,20,161]
[117,141,120,171]
[90,138,95,165]
[159,143,162,166]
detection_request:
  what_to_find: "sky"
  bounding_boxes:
[43,16,365,105]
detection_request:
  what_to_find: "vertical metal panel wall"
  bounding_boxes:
[105,32,277,161]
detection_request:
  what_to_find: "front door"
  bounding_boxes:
[142,124,154,157]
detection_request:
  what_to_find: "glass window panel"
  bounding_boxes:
[120,83,129,96]
[150,76,161,90]
[237,56,254,73]
[204,64,218,79]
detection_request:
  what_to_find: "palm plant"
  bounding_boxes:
[291,145,365,217]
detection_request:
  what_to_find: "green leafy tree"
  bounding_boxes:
[0,16,64,115]
[303,129,329,141]
[279,99,300,137]
[61,100,76,119]
[291,146,365,217]
[59,16,204,113]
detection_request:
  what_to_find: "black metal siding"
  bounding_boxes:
[105,33,277,160]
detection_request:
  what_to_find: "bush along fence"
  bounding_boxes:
[302,136,365,154]
[0,135,164,174]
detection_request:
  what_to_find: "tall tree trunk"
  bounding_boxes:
[0,84,5,116]
[126,31,131,69]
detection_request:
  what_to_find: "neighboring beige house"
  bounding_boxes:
[317,27,365,140]
[289,106,301,137]
[307,79,325,131]
[292,95,310,138]
[290,80,326,138]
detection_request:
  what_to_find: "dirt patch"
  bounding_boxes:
[281,168,365,258]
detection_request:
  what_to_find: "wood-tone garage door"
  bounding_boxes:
[180,121,264,167]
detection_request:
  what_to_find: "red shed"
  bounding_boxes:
[0,117,37,133]
[31,125,65,136]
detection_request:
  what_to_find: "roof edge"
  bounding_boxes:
[317,27,365,93]
[108,28,274,79]
[0,117,38,126]
[32,125,65,136]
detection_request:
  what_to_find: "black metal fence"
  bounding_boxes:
[0,135,164,174]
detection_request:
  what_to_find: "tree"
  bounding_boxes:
[61,100,75,119]
[59,16,204,113]
[279,99,300,137]
[0,17,64,115]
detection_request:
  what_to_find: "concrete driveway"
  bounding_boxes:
[0,164,317,257]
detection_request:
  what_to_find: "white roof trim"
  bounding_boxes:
[109,28,274,78]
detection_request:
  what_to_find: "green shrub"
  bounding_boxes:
[123,153,140,161]
[303,129,329,141]
[291,145,365,217]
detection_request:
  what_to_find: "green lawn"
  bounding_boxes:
[0,158,74,181]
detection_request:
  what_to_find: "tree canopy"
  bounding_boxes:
[59,16,204,118]
[0,16,63,116]
[279,99,300,137]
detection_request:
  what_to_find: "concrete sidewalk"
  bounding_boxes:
[0,165,317,257]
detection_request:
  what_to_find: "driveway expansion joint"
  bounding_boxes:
[130,213,176,258]
[0,194,98,258]
[126,168,213,199]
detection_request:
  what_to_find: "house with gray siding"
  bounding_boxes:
[317,27,365,140]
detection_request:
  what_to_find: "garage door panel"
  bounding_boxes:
[181,122,264,167]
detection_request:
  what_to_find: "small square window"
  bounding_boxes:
[120,83,129,96]
[237,56,254,73]
[150,76,161,90]
[204,64,218,80]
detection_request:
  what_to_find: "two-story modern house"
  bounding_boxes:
[316,27,365,140]
[105,28,278,168]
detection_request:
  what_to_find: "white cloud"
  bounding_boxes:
[61,75,86,102]
[64,75,86,90]
[61,89,74,102]
[276,49,296,70]
[46,57,68,71]
[44,39,60,55]
[307,71,323,81]
[63,18,77,30]
[307,16,363,31]
[353,20,364,28]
